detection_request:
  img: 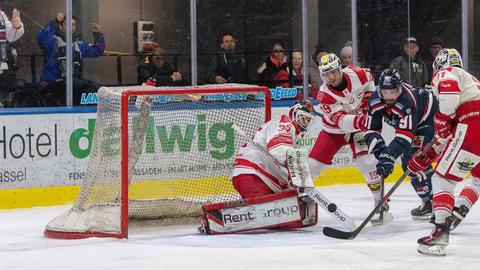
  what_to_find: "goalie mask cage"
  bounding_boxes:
[44,84,271,239]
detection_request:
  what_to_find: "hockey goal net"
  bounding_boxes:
[44,84,271,239]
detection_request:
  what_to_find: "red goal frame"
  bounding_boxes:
[44,85,271,239]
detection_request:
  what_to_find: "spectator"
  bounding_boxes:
[37,13,105,106]
[291,50,303,83]
[308,45,328,96]
[0,7,23,74]
[290,50,305,99]
[339,44,353,67]
[206,33,247,84]
[422,36,444,82]
[0,8,24,108]
[390,37,428,88]
[137,47,183,86]
[258,41,289,88]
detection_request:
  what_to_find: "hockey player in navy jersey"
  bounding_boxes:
[364,68,438,220]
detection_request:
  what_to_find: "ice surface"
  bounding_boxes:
[1,182,479,270]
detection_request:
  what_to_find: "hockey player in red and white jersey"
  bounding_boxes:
[408,48,480,256]
[200,100,319,234]
[232,100,317,197]
[308,53,384,209]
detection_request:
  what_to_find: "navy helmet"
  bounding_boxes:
[379,68,402,90]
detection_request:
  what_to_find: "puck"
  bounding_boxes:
[327,203,337,212]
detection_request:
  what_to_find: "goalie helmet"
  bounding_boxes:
[288,99,316,132]
[433,48,463,72]
[318,53,342,77]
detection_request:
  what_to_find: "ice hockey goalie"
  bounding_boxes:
[200,100,318,234]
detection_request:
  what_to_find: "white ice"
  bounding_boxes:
[1,182,479,270]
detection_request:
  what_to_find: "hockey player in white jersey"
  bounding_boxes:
[200,100,319,234]
[232,99,316,197]
[407,48,480,256]
[308,53,384,210]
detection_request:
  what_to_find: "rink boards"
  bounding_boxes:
[0,105,401,209]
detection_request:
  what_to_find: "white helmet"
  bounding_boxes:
[433,48,463,72]
[288,99,316,132]
[318,53,342,77]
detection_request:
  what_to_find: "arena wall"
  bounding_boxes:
[0,104,403,209]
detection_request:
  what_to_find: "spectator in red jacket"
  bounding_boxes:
[257,41,289,88]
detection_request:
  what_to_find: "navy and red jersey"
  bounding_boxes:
[365,83,438,160]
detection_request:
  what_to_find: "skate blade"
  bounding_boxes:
[450,224,460,232]
[357,211,394,232]
[417,243,446,256]
[411,214,432,221]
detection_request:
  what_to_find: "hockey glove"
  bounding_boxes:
[353,113,368,131]
[359,91,373,114]
[434,112,454,139]
[407,143,440,173]
[370,139,387,160]
[376,152,396,178]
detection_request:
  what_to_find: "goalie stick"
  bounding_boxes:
[231,124,356,229]
[322,137,439,240]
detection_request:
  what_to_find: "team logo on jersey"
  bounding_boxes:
[356,88,365,99]
[383,117,396,126]
[412,136,424,148]
[370,98,382,106]
[356,137,367,147]
[348,96,355,105]
[456,158,475,172]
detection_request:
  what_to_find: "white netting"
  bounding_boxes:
[45,84,269,237]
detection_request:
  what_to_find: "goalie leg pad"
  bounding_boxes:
[200,190,318,234]
[232,174,276,199]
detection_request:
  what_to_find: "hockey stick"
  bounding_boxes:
[232,124,357,229]
[378,176,385,223]
[231,124,288,176]
[322,137,439,240]
[366,137,385,223]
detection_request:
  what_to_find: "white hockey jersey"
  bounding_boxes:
[233,115,302,193]
[431,67,480,116]
[316,66,375,134]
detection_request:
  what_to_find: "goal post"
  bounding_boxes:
[44,84,271,239]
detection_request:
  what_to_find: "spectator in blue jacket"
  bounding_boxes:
[37,13,105,106]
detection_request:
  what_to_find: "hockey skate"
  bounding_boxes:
[417,223,450,256]
[411,200,432,220]
[371,200,390,226]
[449,205,469,231]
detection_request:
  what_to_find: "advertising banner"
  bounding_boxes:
[0,106,362,191]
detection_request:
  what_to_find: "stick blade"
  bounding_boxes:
[322,226,356,240]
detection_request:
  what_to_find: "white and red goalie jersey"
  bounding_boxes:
[316,66,375,134]
[233,115,302,193]
[431,66,480,116]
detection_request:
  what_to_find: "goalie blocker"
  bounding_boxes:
[199,190,317,234]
